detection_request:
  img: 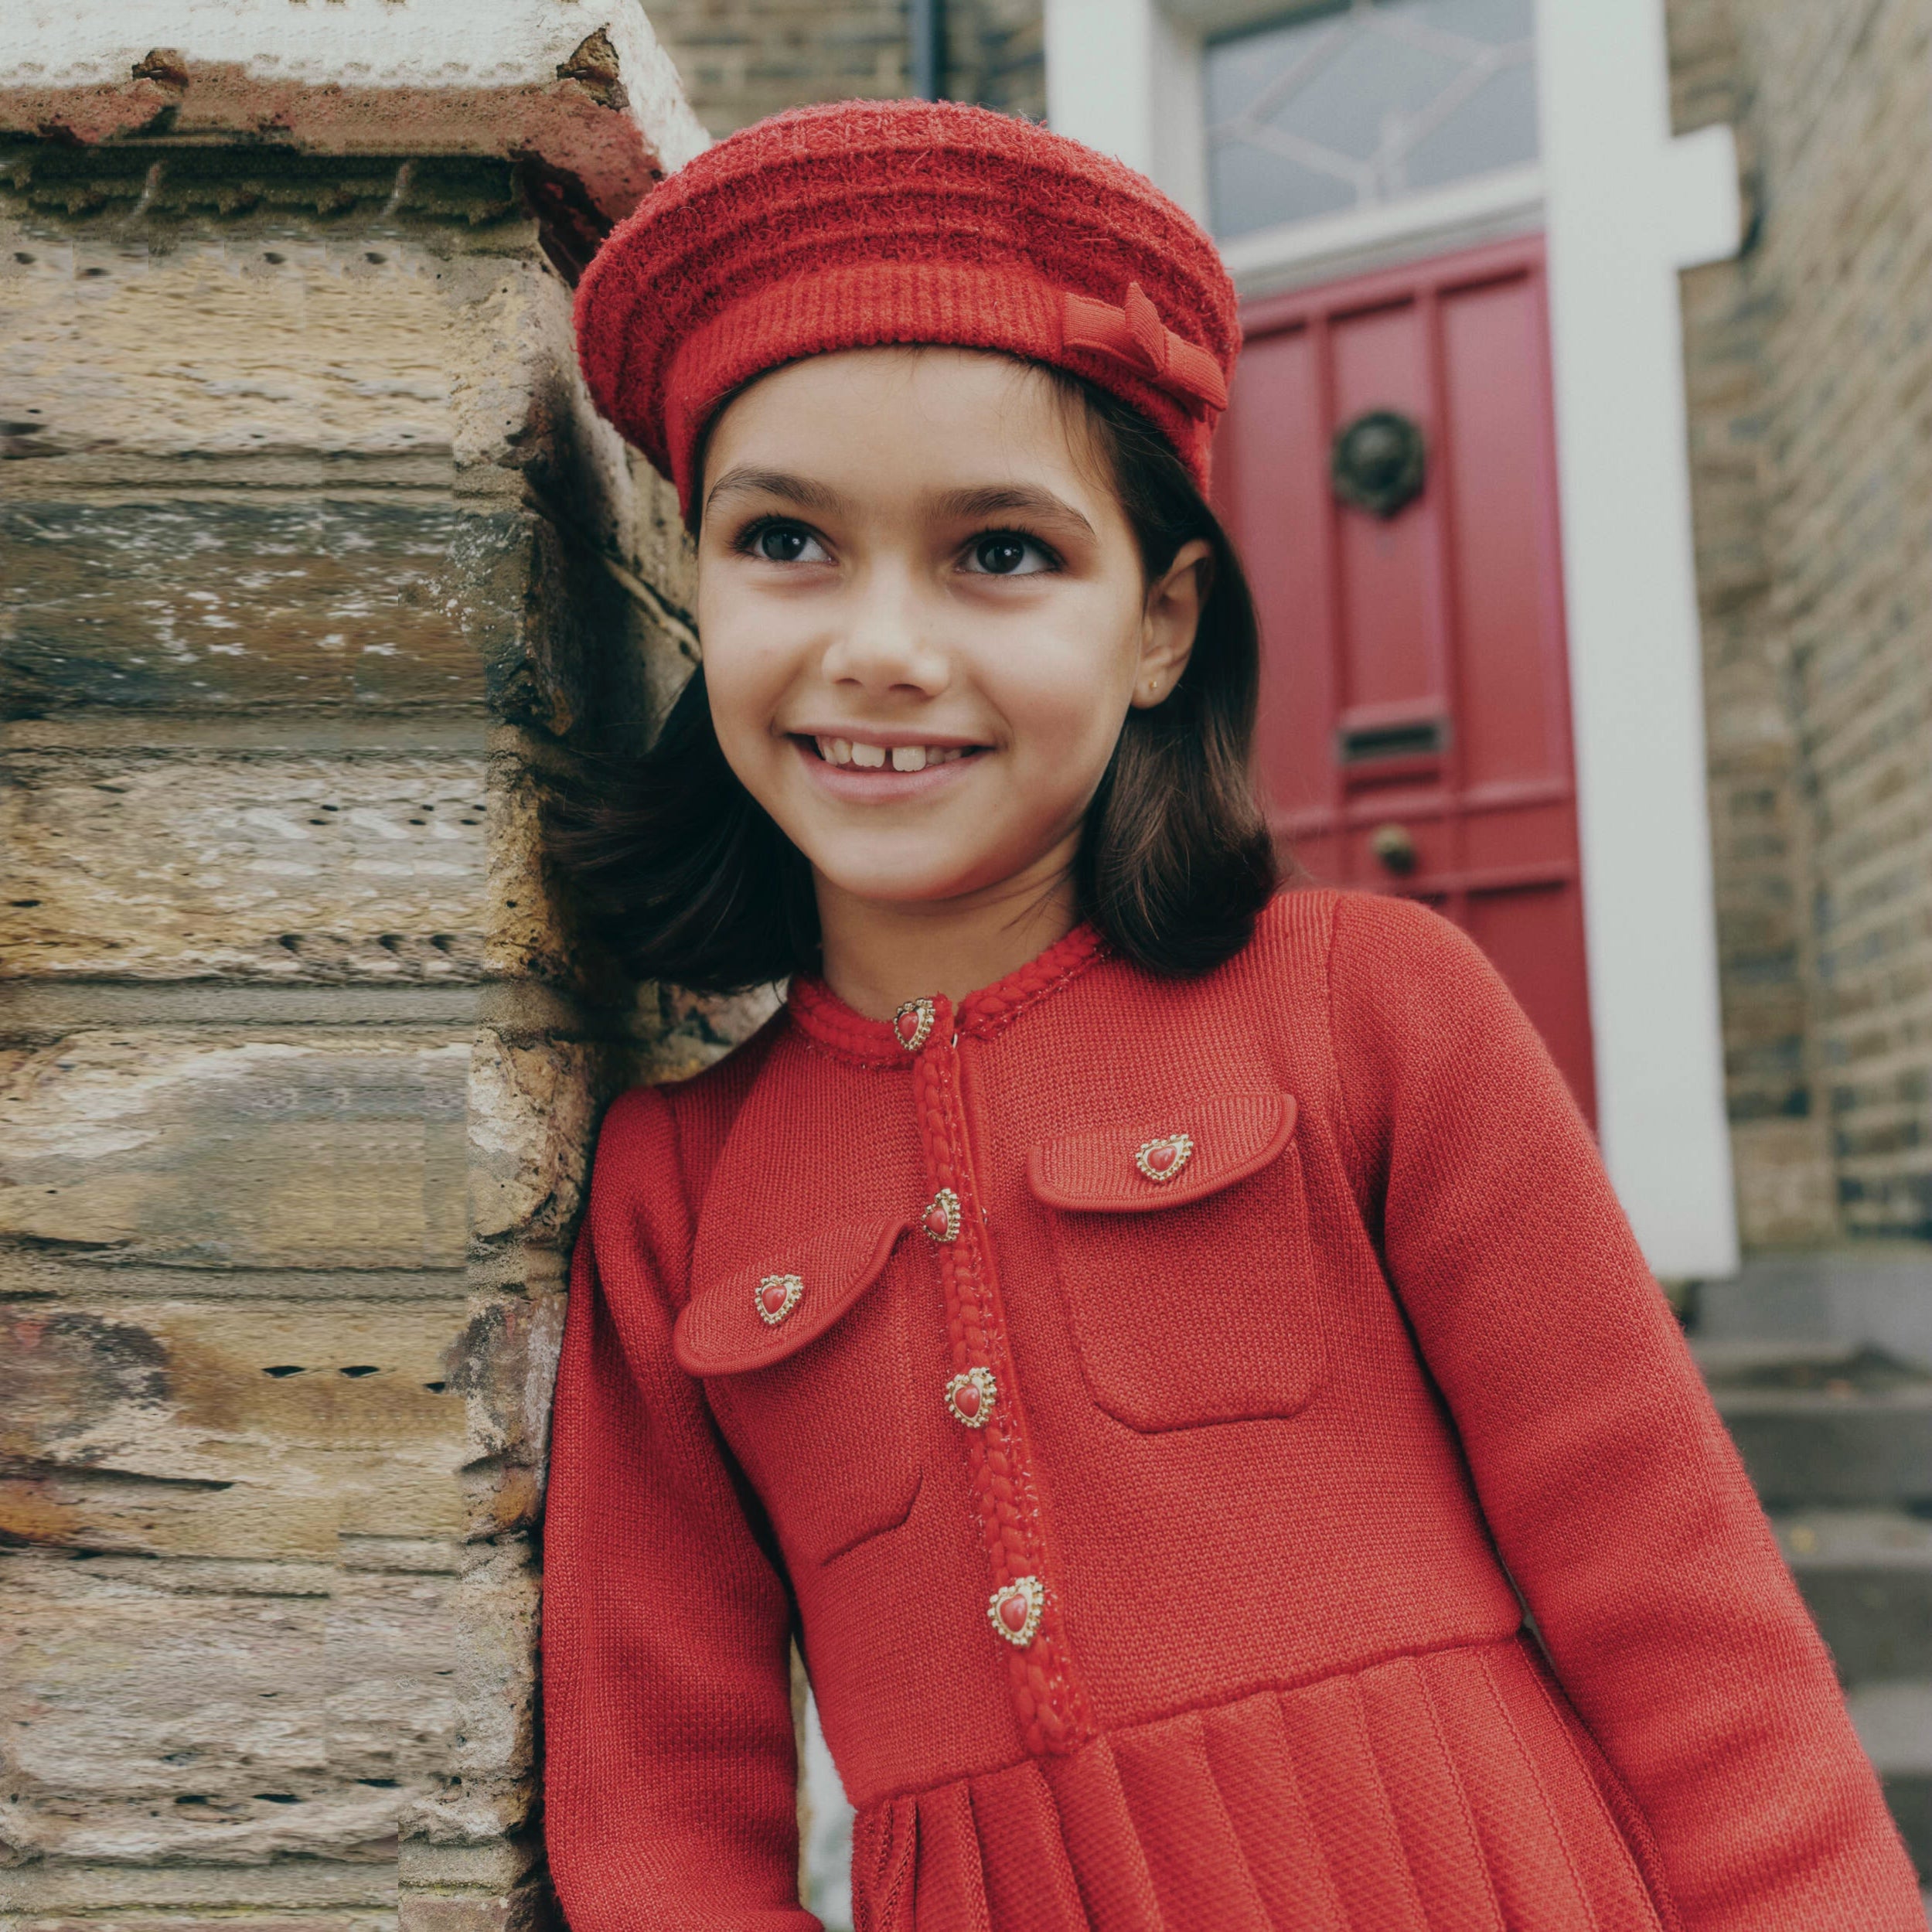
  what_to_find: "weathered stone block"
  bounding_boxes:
[0,1300,474,1555]
[635,981,783,1084]
[0,1916,390,1932]
[1,1549,458,1863]
[0,498,515,714]
[0,1031,470,1270]
[0,1862,399,1912]
[452,1292,566,1472]
[397,1886,557,1932]
[467,1034,604,1246]
[0,233,468,466]
[0,493,673,758]
[401,1542,540,1846]
[2,750,489,982]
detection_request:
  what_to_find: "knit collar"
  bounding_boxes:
[786,922,1108,1065]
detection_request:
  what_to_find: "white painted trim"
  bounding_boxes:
[0,0,710,171]
[1044,0,1743,1276]
[1046,0,1208,223]
[1220,161,1545,298]
[1535,0,1738,1276]
[1658,121,1746,273]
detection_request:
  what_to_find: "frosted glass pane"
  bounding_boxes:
[1420,0,1535,46]
[1406,63,1539,192]
[1203,3,1349,124]
[1204,0,1538,242]
[1266,32,1460,165]
[1211,137,1357,240]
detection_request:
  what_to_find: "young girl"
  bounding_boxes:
[543,100,1920,1932]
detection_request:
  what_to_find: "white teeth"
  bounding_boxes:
[817,738,971,770]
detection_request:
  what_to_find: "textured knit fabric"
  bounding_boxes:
[542,889,1921,1932]
[571,98,1241,513]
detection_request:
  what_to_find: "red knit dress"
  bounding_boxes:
[542,888,1921,1931]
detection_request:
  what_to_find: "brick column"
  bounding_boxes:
[0,19,738,1927]
[1670,0,1932,1248]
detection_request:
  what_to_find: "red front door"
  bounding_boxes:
[1214,233,1596,1122]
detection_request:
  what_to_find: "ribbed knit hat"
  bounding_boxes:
[574,98,1241,514]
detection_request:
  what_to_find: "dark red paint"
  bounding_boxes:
[1215,236,1597,1120]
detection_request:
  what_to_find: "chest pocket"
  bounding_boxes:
[1027,1092,1326,1433]
[675,1218,920,1567]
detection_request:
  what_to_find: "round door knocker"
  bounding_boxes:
[1331,409,1427,519]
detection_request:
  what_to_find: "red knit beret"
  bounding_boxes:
[574,97,1241,514]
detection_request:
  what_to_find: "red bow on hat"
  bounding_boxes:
[1061,281,1230,413]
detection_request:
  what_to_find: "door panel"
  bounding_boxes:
[1440,275,1569,791]
[1331,305,1441,715]
[1215,236,1596,1121]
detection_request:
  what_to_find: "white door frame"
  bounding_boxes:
[1044,0,1743,1279]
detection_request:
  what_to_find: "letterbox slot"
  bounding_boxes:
[1337,716,1448,765]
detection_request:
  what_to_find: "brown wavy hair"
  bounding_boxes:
[549,370,1277,993]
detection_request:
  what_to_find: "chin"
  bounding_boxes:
[806,837,1030,909]
[813,859,990,905]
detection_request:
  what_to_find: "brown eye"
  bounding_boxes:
[970,534,1042,576]
[757,525,813,562]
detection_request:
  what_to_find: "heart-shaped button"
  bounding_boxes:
[893,998,936,1053]
[944,1366,997,1428]
[755,1273,803,1326]
[1134,1133,1195,1184]
[922,1187,961,1244]
[986,1574,1044,1648]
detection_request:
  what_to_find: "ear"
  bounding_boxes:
[1130,538,1213,709]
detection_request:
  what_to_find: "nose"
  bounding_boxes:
[819,562,952,701]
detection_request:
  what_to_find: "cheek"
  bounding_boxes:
[992,607,1141,768]
[693,582,793,760]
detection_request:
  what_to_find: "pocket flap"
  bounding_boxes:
[1027,1092,1297,1213]
[674,1218,909,1377]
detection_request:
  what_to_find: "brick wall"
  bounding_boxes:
[1671,0,1932,1244]
[646,0,1043,137]
[0,54,731,1927]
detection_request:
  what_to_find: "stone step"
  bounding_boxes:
[1688,1251,1932,1369]
[1715,1387,1932,1508]
[1697,1344,1932,1509]
[1771,1510,1932,1682]
[1845,1682,1932,1879]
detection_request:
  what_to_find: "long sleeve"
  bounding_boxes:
[543,1087,818,1932]
[1327,892,1921,1932]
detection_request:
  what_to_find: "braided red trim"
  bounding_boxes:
[783,977,912,1065]
[912,1002,1092,1757]
[786,923,1106,1062]
[954,923,1107,1040]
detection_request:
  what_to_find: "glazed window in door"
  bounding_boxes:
[1214,236,1597,1122]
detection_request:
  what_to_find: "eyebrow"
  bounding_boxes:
[930,484,1096,540]
[703,469,1097,542]
[704,467,849,516]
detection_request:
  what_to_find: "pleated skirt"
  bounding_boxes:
[849,1635,1672,1932]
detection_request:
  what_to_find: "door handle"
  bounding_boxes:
[1371,823,1417,875]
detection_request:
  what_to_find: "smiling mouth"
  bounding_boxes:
[805,735,984,772]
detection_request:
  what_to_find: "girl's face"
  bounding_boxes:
[693,347,1206,910]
